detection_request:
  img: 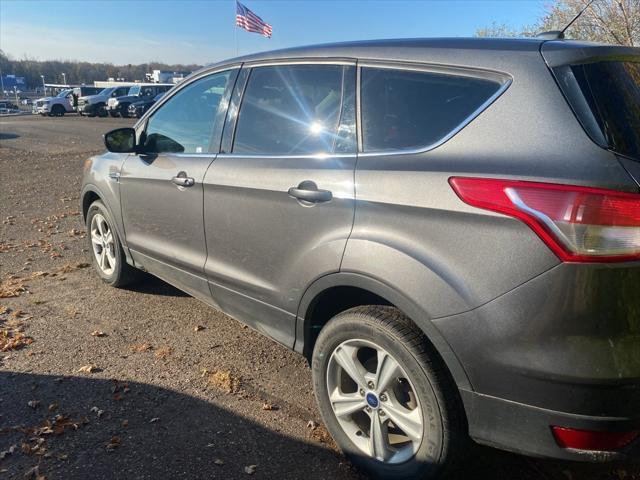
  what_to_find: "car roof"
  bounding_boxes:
[196,37,636,78]
[196,37,546,78]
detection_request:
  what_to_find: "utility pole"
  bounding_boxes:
[0,65,4,100]
[62,72,66,86]
[40,75,46,96]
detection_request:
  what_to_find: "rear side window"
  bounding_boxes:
[233,64,353,155]
[360,67,503,152]
[560,61,640,161]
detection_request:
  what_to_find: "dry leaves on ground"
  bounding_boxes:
[155,346,172,359]
[130,343,153,353]
[0,277,28,298]
[207,370,241,394]
[0,312,34,352]
[105,436,121,450]
[77,364,98,374]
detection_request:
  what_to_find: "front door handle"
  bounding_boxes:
[288,180,332,203]
[172,172,195,187]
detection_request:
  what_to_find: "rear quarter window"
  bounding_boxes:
[360,67,506,153]
[554,61,640,161]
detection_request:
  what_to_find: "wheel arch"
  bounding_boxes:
[295,272,472,391]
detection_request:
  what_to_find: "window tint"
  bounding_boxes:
[568,61,640,160]
[361,68,502,152]
[144,71,231,154]
[233,65,349,155]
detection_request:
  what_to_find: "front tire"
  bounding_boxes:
[312,306,466,480]
[86,200,138,288]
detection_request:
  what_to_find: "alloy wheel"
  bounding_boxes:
[326,339,425,464]
[90,213,116,276]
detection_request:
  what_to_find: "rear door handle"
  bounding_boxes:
[171,172,195,187]
[288,180,332,203]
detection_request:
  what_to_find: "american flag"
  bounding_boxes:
[236,1,272,38]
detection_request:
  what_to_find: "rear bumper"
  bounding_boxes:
[433,262,640,460]
[461,390,640,462]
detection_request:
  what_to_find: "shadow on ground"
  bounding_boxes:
[0,132,20,140]
[0,372,359,480]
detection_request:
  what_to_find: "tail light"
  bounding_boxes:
[449,177,640,263]
[552,426,639,451]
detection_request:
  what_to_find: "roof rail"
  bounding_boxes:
[536,30,565,40]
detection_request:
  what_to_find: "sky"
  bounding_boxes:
[1,0,546,65]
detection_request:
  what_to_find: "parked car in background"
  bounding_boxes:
[20,98,33,106]
[78,86,130,117]
[106,84,172,118]
[33,89,75,116]
[127,92,166,118]
[70,86,102,110]
[83,38,640,480]
[0,101,21,114]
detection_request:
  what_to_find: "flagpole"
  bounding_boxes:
[234,0,239,57]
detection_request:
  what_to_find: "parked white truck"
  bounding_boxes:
[33,89,75,116]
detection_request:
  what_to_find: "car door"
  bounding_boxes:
[119,68,238,300]
[202,62,357,347]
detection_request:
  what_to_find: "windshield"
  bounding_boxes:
[98,88,113,96]
[565,61,640,161]
[128,85,141,96]
[56,89,72,98]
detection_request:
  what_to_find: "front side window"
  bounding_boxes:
[233,64,349,155]
[361,67,503,152]
[143,70,231,154]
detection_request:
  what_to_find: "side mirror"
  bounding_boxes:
[104,128,137,153]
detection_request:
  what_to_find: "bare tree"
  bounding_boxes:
[476,0,639,46]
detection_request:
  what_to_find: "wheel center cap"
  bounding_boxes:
[365,392,379,409]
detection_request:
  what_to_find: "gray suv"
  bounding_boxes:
[81,38,640,479]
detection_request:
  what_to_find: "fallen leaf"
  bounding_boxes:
[121,420,128,427]
[77,365,97,374]
[244,465,257,475]
[0,277,27,298]
[307,420,319,430]
[155,346,172,359]
[90,330,106,337]
[130,343,152,353]
[214,458,224,466]
[207,370,241,394]
[262,402,279,411]
[27,400,40,409]
[23,465,40,479]
[193,325,205,332]
[149,417,160,423]
[105,436,121,450]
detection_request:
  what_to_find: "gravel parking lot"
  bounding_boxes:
[1,114,638,479]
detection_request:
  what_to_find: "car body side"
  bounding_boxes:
[82,38,640,461]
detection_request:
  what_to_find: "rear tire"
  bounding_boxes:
[312,306,467,480]
[51,104,65,117]
[86,200,138,288]
[109,110,119,118]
